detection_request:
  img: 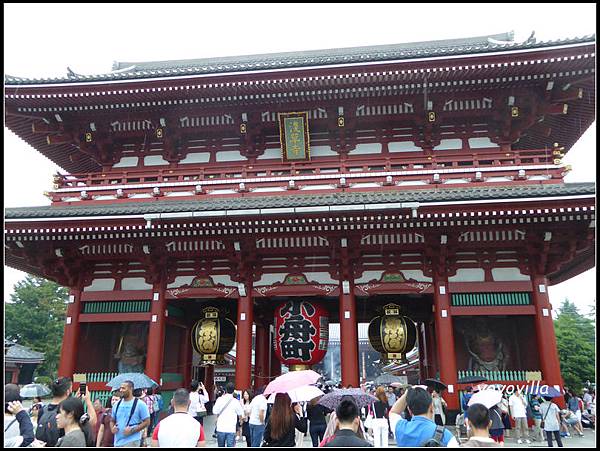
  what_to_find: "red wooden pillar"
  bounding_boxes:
[433,273,459,409]
[58,287,82,378]
[425,320,438,378]
[145,280,167,384]
[339,279,359,387]
[180,326,192,389]
[254,322,270,389]
[235,281,254,390]
[531,274,565,408]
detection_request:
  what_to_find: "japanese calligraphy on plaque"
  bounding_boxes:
[278,112,310,162]
[274,300,328,367]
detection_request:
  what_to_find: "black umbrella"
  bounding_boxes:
[457,375,488,384]
[423,378,448,392]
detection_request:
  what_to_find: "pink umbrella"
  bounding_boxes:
[264,370,322,395]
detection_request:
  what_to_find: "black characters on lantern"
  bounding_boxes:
[279,301,317,361]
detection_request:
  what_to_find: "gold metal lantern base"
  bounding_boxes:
[289,364,310,371]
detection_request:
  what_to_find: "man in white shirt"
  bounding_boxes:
[151,388,205,447]
[212,382,244,447]
[248,386,268,447]
[508,391,530,444]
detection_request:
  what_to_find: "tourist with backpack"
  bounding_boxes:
[110,381,150,447]
[389,386,460,447]
[36,376,99,446]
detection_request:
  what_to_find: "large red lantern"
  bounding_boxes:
[274,300,329,370]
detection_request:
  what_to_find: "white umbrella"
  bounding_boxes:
[267,385,324,403]
[468,389,503,409]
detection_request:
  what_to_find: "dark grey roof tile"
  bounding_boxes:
[5,33,595,85]
[4,183,595,219]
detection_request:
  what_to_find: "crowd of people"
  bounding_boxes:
[4,378,596,448]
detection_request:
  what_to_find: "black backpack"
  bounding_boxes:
[35,403,64,446]
[421,425,445,447]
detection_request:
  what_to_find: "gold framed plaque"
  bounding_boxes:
[278,112,310,162]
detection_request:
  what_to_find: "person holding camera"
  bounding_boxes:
[4,384,35,447]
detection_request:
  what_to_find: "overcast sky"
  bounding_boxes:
[3,3,596,315]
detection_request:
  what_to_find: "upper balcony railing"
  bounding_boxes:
[47,148,566,203]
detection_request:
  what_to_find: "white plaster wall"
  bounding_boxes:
[143,155,169,166]
[113,156,139,168]
[349,143,382,155]
[165,191,194,197]
[354,271,384,284]
[180,152,211,164]
[311,146,338,157]
[434,139,463,150]
[211,275,237,287]
[168,276,195,288]
[300,184,335,191]
[486,176,513,182]
[468,137,499,149]
[128,193,153,199]
[84,278,116,292]
[492,268,530,281]
[216,151,247,162]
[448,268,485,282]
[121,277,153,290]
[256,148,282,160]
[254,273,287,287]
[388,141,421,152]
[397,180,428,186]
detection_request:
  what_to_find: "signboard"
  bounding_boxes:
[278,112,310,161]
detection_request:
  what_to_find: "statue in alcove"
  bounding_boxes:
[456,318,510,372]
[114,323,148,373]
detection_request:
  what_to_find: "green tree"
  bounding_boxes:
[5,275,69,377]
[554,299,596,392]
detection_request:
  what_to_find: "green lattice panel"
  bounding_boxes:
[451,292,531,306]
[82,301,151,313]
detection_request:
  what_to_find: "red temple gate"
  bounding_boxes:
[4,31,595,413]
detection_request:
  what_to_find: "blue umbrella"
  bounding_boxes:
[106,373,158,390]
[524,385,562,397]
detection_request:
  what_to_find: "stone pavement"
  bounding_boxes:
[198,414,595,447]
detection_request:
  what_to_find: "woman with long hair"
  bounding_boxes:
[372,386,390,447]
[56,396,94,447]
[262,393,307,447]
[240,389,253,447]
